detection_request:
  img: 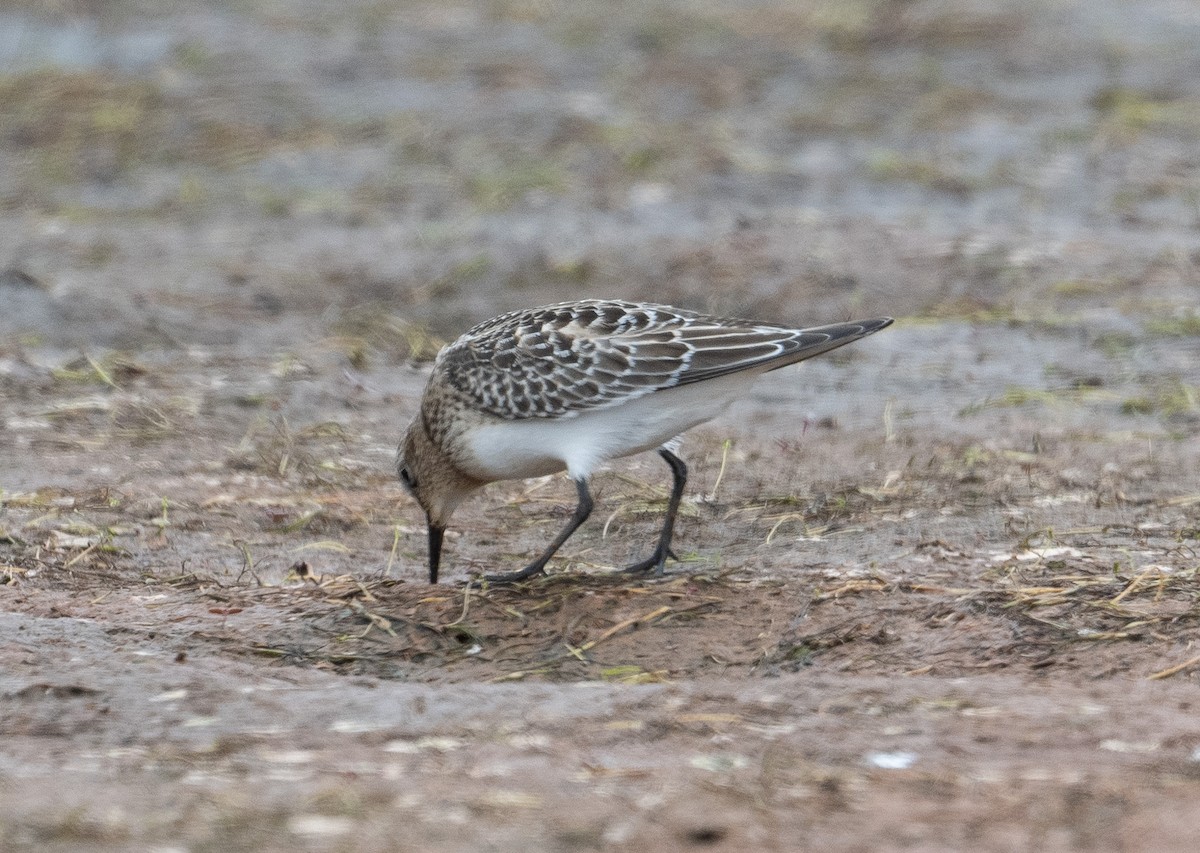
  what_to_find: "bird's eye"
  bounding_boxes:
[399,465,416,489]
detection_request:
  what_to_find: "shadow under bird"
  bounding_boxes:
[397,299,892,584]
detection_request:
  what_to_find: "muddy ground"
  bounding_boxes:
[2,1,1200,850]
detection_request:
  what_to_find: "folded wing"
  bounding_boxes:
[436,299,892,420]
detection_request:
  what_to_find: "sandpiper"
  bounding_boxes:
[397,299,892,584]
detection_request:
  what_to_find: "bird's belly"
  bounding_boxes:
[459,424,570,481]
[461,374,750,482]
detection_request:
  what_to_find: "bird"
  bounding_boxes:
[396,299,892,584]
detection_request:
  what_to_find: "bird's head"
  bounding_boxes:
[397,415,483,584]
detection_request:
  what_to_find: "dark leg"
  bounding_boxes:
[479,478,594,584]
[622,448,687,576]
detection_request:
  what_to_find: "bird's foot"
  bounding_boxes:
[620,548,679,577]
[472,564,547,587]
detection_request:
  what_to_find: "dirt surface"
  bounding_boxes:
[3,1,1200,850]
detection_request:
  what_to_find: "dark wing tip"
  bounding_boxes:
[824,317,894,340]
[805,316,894,341]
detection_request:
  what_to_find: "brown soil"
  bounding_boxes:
[3,1,1200,851]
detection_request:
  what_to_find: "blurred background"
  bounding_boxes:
[2,0,1198,354]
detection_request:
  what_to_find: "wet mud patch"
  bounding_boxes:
[273,546,1200,686]
[7,524,1199,689]
[228,572,788,682]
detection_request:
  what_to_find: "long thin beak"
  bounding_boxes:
[427,518,444,584]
